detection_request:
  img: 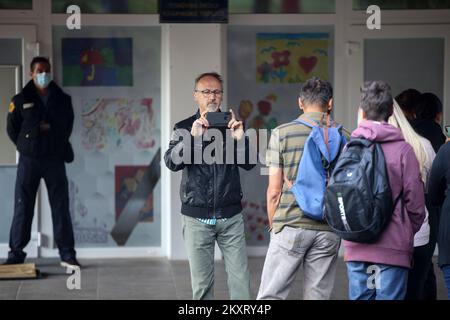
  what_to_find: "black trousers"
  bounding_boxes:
[406,242,436,300]
[406,196,438,300]
[8,155,75,260]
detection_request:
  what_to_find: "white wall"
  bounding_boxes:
[162,24,225,260]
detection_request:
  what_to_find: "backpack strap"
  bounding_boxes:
[348,137,373,148]
[321,113,332,184]
[297,114,332,166]
[293,117,319,128]
[322,113,330,156]
[295,115,334,155]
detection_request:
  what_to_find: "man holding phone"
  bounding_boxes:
[164,72,255,300]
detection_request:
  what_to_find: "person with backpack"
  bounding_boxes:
[257,77,348,300]
[341,81,425,300]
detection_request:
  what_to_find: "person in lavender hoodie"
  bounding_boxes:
[344,81,426,300]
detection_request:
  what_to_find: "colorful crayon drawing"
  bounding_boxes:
[238,94,279,131]
[81,98,156,151]
[62,38,133,86]
[257,33,330,84]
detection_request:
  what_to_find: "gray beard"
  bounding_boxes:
[206,103,219,112]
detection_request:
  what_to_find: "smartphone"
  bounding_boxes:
[206,112,232,127]
[445,125,450,138]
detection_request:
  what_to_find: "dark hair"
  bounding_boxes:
[360,81,393,122]
[395,89,421,119]
[415,93,443,120]
[30,56,51,71]
[194,72,223,89]
[298,77,333,110]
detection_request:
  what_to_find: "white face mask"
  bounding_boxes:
[36,72,52,88]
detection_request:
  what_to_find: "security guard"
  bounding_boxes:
[4,57,80,268]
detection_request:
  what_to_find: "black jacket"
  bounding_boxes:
[410,118,446,153]
[428,142,450,267]
[7,80,74,159]
[164,111,255,219]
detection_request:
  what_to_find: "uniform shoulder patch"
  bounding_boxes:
[8,101,15,113]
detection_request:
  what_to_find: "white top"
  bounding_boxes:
[414,137,436,247]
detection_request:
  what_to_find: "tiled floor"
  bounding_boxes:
[0,257,447,300]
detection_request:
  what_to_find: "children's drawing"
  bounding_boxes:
[62,37,133,86]
[81,98,156,151]
[257,33,330,84]
[243,201,270,243]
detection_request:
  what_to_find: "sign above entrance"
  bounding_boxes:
[159,0,228,23]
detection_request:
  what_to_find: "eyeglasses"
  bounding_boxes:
[195,89,224,97]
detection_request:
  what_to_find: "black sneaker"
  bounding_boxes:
[2,256,25,265]
[60,257,82,270]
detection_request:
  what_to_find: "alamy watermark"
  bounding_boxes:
[168,128,275,175]
[66,266,81,290]
[66,5,81,30]
[367,5,382,30]
[66,4,381,31]
[366,265,381,290]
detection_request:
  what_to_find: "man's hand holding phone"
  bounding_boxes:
[227,109,244,140]
[194,109,244,140]
[191,111,209,137]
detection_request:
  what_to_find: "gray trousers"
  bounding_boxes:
[257,226,340,300]
[182,213,251,300]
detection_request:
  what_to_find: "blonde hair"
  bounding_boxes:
[389,99,427,184]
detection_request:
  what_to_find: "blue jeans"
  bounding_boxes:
[442,265,450,299]
[347,262,409,300]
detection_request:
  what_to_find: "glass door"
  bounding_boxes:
[346,24,450,131]
[0,25,38,259]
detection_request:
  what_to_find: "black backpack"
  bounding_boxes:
[324,138,393,243]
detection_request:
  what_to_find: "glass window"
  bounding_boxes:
[0,39,22,65]
[230,0,335,14]
[364,38,444,100]
[353,0,450,10]
[0,39,22,166]
[0,167,18,243]
[0,66,20,165]
[0,0,32,10]
[52,0,157,14]
[52,26,161,248]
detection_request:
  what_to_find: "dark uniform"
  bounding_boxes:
[6,80,76,262]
